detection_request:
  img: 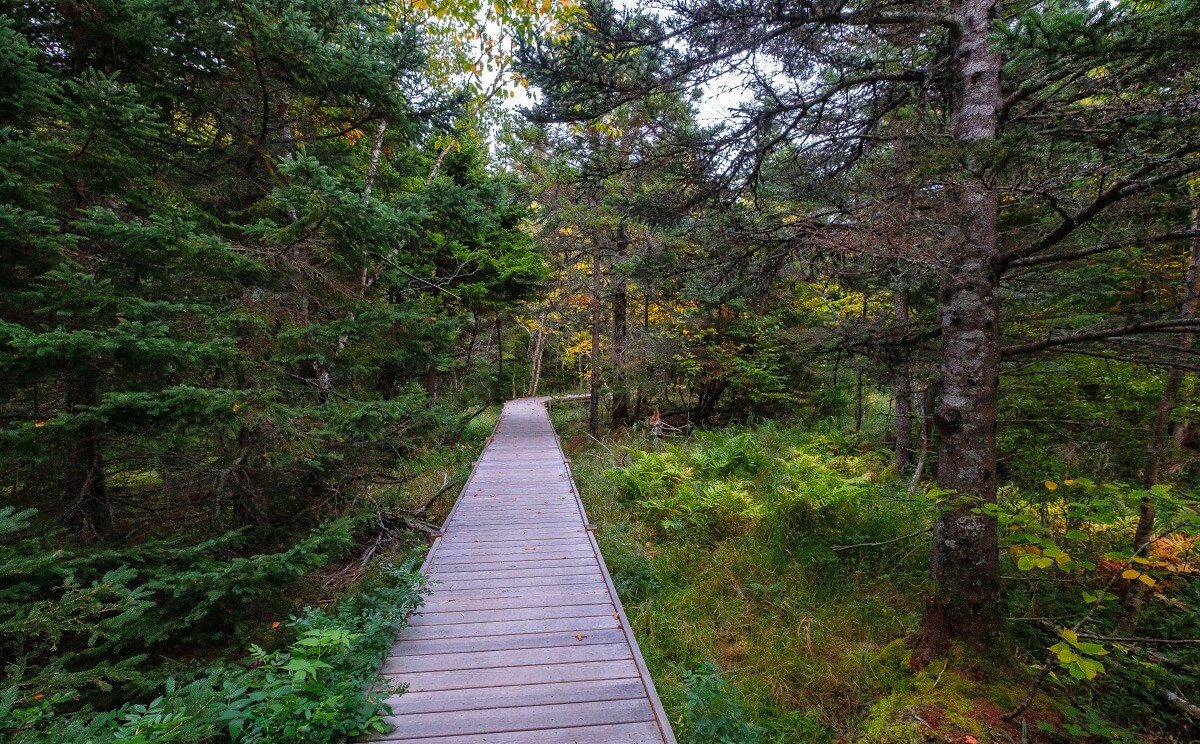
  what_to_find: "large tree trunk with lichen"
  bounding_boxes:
[911,0,1004,667]
[1115,202,1200,635]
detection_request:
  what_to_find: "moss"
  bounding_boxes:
[859,641,1043,743]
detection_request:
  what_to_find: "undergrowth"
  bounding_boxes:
[557,401,1198,742]
[1,409,496,742]
[556,405,929,742]
[3,548,425,743]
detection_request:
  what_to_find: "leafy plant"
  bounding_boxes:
[3,559,425,743]
[680,662,764,744]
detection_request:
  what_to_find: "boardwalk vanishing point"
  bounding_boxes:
[366,397,677,743]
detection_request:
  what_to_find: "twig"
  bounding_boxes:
[833,527,931,551]
[585,431,611,452]
[932,658,949,689]
[413,475,460,516]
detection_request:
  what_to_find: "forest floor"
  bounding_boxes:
[549,404,1059,744]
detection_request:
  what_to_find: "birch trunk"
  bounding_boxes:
[528,319,547,396]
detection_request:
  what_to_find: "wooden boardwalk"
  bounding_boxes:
[368,397,676,743]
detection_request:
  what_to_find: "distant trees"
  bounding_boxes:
[522,0,1200,660]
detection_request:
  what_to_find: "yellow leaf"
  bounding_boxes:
[1121,569,1141,580]
[1064,479,1076,486]
[1138,574,1156,587]
[1044,480,1058,491]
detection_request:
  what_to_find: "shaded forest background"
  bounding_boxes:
[2,0,1199,742]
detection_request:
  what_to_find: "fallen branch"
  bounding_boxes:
[1030,619,1192,672]
[1162,689,1200,719]
[445,402,490,446]
[834,527,931,551]
[412,474,460,516]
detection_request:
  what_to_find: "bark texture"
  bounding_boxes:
[912,0,1004,666]
[589,245,602,436]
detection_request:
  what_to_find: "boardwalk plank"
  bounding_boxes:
[380,659,642,693]
[371,722,666,744]
[379,698,655,739]
[385,678,646,715]
[397,615,622,640]
[407,603,615,626]
[429,576,606,591]
[390,628,629,656]
[380,642,632,674]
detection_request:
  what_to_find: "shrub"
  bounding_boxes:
[680,661,764,744]
[1,512,425,744]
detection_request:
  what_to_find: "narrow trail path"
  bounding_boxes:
[368,397,676,743]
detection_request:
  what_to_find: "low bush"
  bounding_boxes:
[1,504,425,743]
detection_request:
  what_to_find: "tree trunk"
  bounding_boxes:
[589,245,602,436]
[854,290,868,432]
[364,119,387,196]
[912,0,1004,667]
[893,284,914,471]
[65,375,112,537]
[495,312,505,399]
[463,314,479,381]
[611,224,631,428]
[910,382,938,494]
[528,319,547,396]
[1115,199,1200,635]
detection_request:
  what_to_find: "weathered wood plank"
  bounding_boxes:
[432,552,600,568]
[378,698,655,739]
[429,576,605,592]
[428,557,598,574]
[432,544,594,556]
[371,722,666,744]
[380,659,642,693]
[418,590,610,612]
[428,564,600,581]
[390,627,628,656]
[384,677,646,715]
[397,615,621,640]
[407,603,615,626]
